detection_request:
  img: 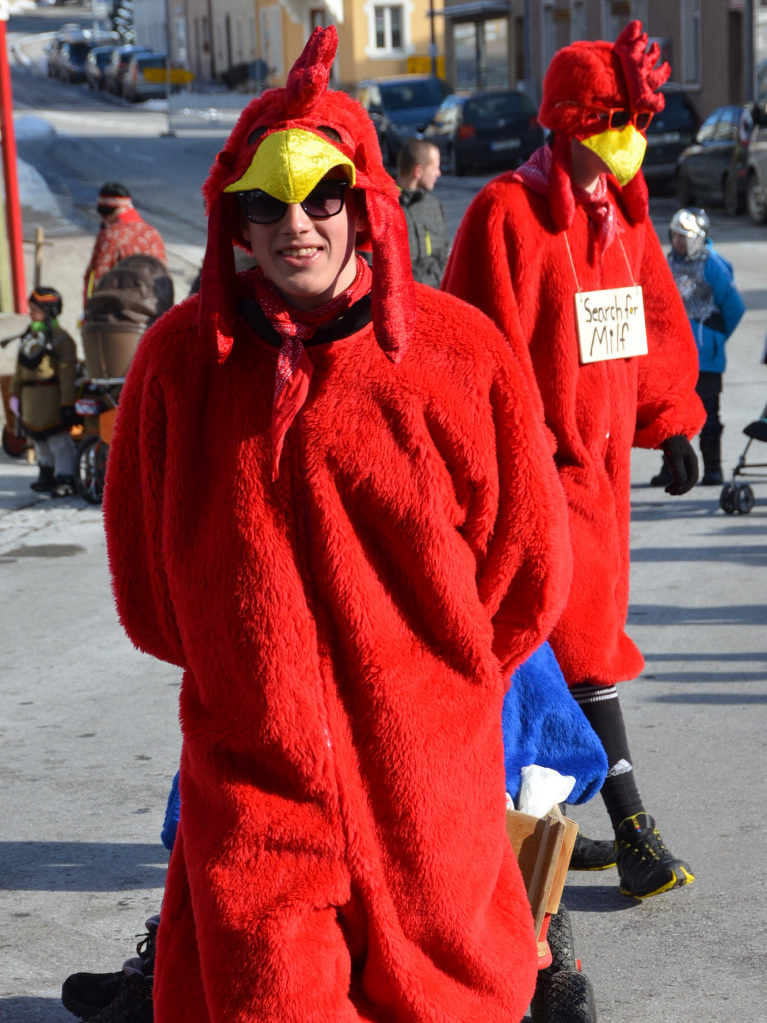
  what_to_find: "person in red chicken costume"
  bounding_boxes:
[443,21,704,900]
[104,27,574,1023]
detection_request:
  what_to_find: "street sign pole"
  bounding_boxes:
[0,2,27,313]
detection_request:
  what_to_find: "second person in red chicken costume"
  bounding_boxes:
[444,21,704,900]
[104,25,573,1023]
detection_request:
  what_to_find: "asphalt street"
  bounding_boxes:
[1,8,767,1021]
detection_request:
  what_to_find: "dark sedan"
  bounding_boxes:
[425,89,543,176]
[642,83,700,189]
[676,105,752,214]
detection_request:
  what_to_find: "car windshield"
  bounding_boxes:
[70,43,91,62]
[463,93,534,124]
[380,79,448,111]
[139,57,166,69]
[652,92,697,129]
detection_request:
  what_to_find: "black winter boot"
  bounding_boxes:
[30,464,56,492]
[62,919,157,1020]
[700,437,723,486]
[84,971,153,1023]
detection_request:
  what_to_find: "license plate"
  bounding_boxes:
[646,131,681,146]
[491,138,522,151]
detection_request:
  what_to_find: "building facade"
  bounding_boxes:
[133,0,447,90]
[440,0,760,120]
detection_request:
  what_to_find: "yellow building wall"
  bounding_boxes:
[253,1,446,90]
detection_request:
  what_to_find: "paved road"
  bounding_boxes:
[2,11,767,1021]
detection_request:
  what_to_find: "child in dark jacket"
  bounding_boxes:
[652,208,746,487]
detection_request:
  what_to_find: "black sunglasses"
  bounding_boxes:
[238,180,348,225]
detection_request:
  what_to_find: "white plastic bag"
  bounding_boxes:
[516,764,576,818]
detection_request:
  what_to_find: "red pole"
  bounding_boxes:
[0,15,27,314]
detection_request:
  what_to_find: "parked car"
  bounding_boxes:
[104,45,153,96]
[425,89,543,176]
[642,83,700,189]
[745,101,767,224]
[56,38,96,83]
[45,25,82,78]
[675,105,752,214]
[356,75,453,165]
[122,53,192,103]
[86,45,121,90]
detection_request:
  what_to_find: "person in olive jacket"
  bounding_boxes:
[11,287,78,496]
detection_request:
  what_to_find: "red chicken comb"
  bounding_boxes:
[612,20,670,112]
[285,25,337,116]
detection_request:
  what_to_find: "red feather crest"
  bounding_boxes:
[612,20,670,113]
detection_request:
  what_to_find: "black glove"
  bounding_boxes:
[59,405,76,430]
[660,435,699,495]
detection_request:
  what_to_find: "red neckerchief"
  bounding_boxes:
[247,254,372,481]
[513,144,616,252]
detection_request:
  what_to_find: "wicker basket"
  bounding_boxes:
[81,323,144,378]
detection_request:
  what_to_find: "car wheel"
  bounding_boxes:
[746,175,767,225]
[676,170,692,206]
[723,172,743,215]
[448,145,465,177]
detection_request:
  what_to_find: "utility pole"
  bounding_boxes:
[0,0,27,313]
[429,0,437,77]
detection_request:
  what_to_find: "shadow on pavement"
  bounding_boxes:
[0,996,72,1022]
[631,544,767,565]
[0,842,167,891]
[649,691,767,704]
[561,882,636,913]
[628,603,767,625]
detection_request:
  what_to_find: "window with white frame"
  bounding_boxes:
[681,0,701,88]
[364,2,412,58]
[376,5,402,50]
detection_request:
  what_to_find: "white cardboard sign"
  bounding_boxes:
[574,285,648,365]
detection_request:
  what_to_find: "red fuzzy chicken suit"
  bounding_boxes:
[443,22,705,688]
[104,28,573,1023]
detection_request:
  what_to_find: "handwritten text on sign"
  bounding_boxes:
[574,286,648,365]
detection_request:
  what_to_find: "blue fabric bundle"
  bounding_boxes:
[503,642,607,805]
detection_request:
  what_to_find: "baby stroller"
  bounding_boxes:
[718,403,767,515]
[75,255,173,503]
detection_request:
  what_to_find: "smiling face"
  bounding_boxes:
[241,175,365,310]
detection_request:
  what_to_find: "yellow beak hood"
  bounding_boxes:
[223,127,355,202]
[579,123,646,187]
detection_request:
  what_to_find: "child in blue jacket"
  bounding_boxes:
[652,208,745,487]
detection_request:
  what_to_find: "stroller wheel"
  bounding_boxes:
[532,970,597,1023]
[735,484,755,515]
[76,436,109,505]
[719,484,737,515]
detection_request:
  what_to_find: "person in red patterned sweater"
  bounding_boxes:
[83,183,166,304]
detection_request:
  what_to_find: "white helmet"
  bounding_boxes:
[669,208,709,259]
